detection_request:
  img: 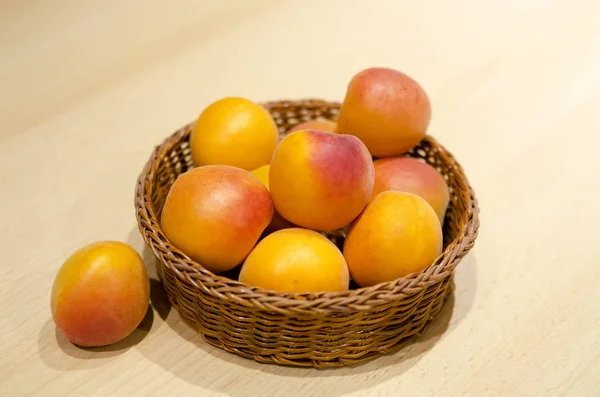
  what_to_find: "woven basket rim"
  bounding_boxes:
[135,98,480,311]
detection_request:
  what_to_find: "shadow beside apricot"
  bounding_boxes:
[37,306,154,371]
[126,227,173,321]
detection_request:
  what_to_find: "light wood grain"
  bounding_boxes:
[1,0,600,395]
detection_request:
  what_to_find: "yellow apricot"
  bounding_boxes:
[239,228,350,293]
[190,97,279,170]
[51,241,149,347]
[343,191,443,287]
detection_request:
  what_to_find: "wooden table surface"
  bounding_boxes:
[2,0,600,396]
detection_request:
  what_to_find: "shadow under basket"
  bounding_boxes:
[134,99,480,368]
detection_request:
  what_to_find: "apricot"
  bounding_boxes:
[250,164,295,233]
[343,191,443,287]
[288,119,337,134]
[51,241,150,347]
[269,129,374,231]
[250,164,270,186]
[373,156,449,223]
[161,165,273,273]
[190,97,279,171]
[337,67,431,157]
[239,228,349,293]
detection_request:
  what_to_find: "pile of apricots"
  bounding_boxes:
[51,66,450,347]
[163,66,448,291]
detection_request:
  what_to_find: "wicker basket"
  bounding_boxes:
[134,99,480,368]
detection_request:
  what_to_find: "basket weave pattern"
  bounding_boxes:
[135,99,480,368]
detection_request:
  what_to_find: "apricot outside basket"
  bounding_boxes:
[135,99,480,368]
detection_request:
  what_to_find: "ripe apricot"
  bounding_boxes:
[269,129,374,231]
[373,156,449,223]
[190,97,279,170]
[288,119,337,134]
[51,241,149,347]
[161,165,273,273]
[343,191,443,287]
[337,67,431,157]
[239,228,349,293]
